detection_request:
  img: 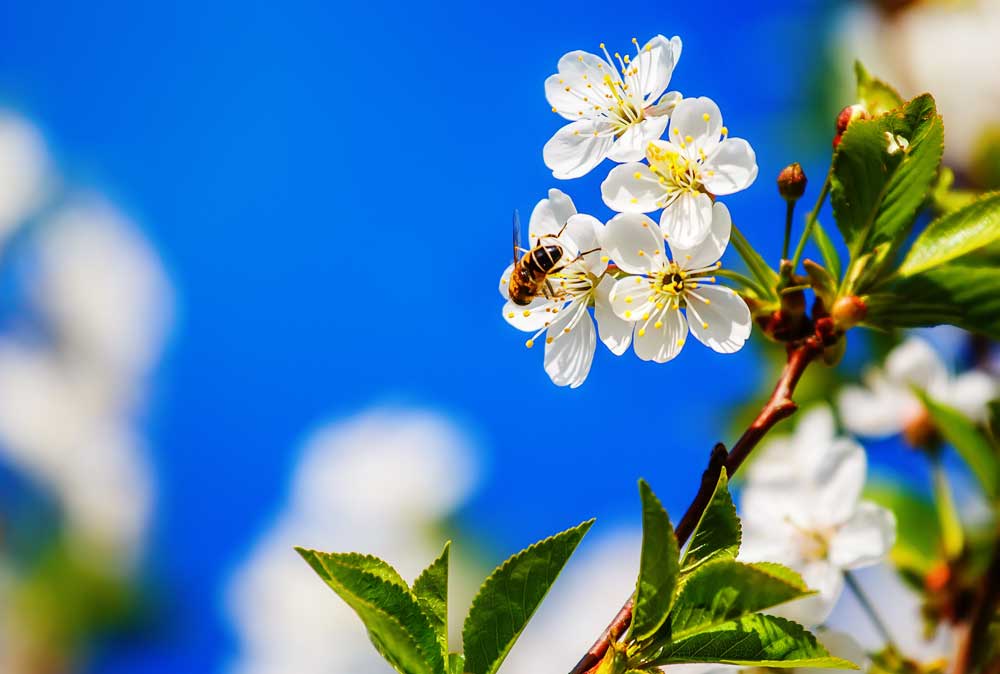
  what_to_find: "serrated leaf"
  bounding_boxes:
[812,219,842,282]
[680,472,740,573]
[297,548,444,674]
[447,653,464,674]
[832,94,943,281]
[669,560,812,639]
[864,264,1000,339]
[917,391,999,501]
[898,192,1000,277]
[461,519,593,674]
[651,613,857,669]
[631,480,680,642]
[413,542,450,652]
[855,61,903,115]
[731,224,779,300]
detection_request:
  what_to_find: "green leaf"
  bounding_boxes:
[731,224,779,301]
[680,472,740,573]
[855,61,903,115]
[831,94,943,279]
[461,519,594,674]
[447,654,465,674]
[812,219,842,282]
[864,264,1000,339]
[413,542,451,652]
[898,192,1000,277]
[297,548,445,674]
[651,614,857,668]
[918,391,999,501]
[631,480,680,642]
[864,481,942,575]
[669,560,811,640]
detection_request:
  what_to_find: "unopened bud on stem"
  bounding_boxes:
[777,162,807,201]
[833,104,869,148]
[831,295,867,330]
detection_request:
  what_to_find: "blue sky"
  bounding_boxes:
[0,2,849,672]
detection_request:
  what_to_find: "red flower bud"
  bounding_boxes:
[776,162,807,201]
[833,104,869,148]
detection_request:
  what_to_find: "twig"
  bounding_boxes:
[567,333,825,674]
[844,571,897,651]
[954,525,1000,674]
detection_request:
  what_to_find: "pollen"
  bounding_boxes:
[564,327,571,333]
[654,320,663,329]
[546,337,553,344]
[642,313,649,320]
[677,339,685,346]
[624,311,632,318]
[702,113,710,121]
[624,296,633,304]
[702,322,709,329]
[522,310,531,317]
[525,339,535,348]
[507,312,515,318]
[630,198,638,204]
[601,255,610,263]
[637,328,646,337]
[685,135,693,143]
[721,126,728,136]
[638,249,645,256]
[551,107,558,113]
[634,171,642,179]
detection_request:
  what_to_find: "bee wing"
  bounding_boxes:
[511,209,521,264]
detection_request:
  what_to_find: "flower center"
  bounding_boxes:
[647,143,704,196]
[596,41,649,136]
[786,517,835,562]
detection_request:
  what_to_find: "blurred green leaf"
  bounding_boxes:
[855,61,903,115]
[413,542,450,652]
[864,264,1000,339]
[630,480,680,642]
[898,192,1000,277]
[650,613,855,668]
[918,391,999,501]
[680,472,740,573]
[811,219,842,283]
[865,480,942,575]
[447,653,464,674]
[461,519,593,674]
[831,95,943,282]
[297,548,445,674]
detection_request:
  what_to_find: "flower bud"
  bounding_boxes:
[776,162,807,201]
[831,295,867,330]
[833,104,869,148]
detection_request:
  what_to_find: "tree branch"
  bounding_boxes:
[567,333,825,674]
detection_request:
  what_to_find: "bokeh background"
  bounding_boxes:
[0,1,997,672]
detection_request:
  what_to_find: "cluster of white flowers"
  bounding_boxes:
[501,36,758,387]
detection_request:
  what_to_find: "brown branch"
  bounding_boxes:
[954,524,1000,674]
[567,332,825,674]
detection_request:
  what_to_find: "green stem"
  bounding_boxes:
[790,171,832,271]
[845,571,898,652]
[782,199,795,261]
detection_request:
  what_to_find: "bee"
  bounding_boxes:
[507,209,569,306]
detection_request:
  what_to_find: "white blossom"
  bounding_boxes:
[0,112,49,242]
[838,337,997,439]
[739,406,896,627]
[543,36,683,179]
[500,189,630,388]
[602,201,751,362]
[601,96,757,248]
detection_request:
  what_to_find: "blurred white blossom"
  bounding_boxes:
[227,407,481,674]
[739,406,896,627]
[838,337,996,440]
[0,112,49,241]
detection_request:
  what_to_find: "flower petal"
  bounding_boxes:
[544,299,596,388]
[668,96,723,159]
[635,34,680,103]
[602,212,664,274]
[607,115,669,163]
[594,275,632,355]
[703,138,758,196]
[685,284,751,354]
[601,162,664,213]
[947,370,997,423]
[528,188,577,244]
[563,213,606,275]
[885,338,948,391]
[669,201,731,270]
[609,275,655,322]
[499,263,515,299]
[809,437,867,526]
[545,73,593,121]
[837,376,914,437]
[646,90,682,118]
[543,120,615,180]
[502,296,562,332]
[659,191,713,249]
[633,305,687,363]
[829,501,897,569]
